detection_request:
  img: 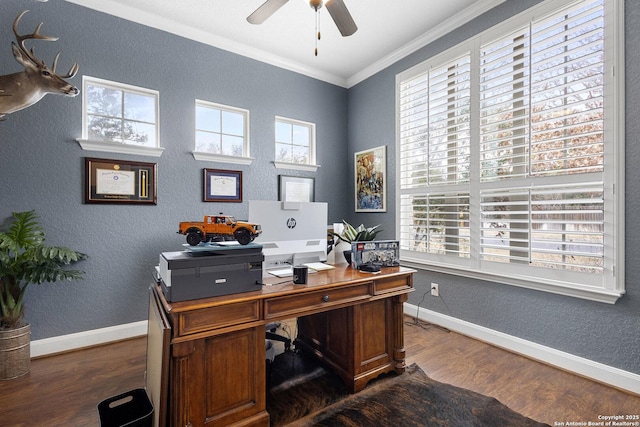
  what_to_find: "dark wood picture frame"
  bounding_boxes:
[85,157,157,205]
[278,175,315,202]
[203,168,243,202]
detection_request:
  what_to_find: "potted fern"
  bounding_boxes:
[0,210,86,379]
[329,220,382,266]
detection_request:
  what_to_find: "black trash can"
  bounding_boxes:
[97,388,154,427]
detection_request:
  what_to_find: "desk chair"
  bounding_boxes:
[266,322,291,352]
[265,322,291,390]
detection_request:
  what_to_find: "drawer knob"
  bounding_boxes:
[322,294,330,302]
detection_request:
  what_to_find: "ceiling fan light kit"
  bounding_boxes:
[309,0,323,10]
[247,0,357,56]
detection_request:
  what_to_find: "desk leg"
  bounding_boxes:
[170,341,201,427]
[392,294,409,374]
[298,294,411,393]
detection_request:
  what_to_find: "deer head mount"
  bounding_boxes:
[0,10,79,120]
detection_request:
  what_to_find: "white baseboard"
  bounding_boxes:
[404,304,640,396]
[30,321,148,358]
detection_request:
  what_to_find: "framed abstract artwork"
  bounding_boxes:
[354,145,386,212]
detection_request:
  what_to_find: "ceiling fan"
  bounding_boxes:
[247,0,358,37]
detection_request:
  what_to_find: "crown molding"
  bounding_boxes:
[66,0,505,89]
[346,0,506,88]
[65,0,348,87]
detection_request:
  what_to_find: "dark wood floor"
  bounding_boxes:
[1,318,638,426]
[404,319,640,425]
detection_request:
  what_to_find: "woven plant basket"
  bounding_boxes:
[0,323,31,380]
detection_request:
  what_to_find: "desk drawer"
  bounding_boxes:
[176,300,261,336]
[265,283,371,319]
[373,275,413,295]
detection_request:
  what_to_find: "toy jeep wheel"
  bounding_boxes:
[234,229,251,245]
[186,231,203,246]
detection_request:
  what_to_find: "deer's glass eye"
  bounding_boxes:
[42,71,51,76]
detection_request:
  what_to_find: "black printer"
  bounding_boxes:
[158,244,263,302]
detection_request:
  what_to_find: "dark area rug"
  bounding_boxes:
[267,351,550,427]
[267,351,350,425]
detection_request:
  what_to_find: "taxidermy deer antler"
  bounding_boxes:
[0,10,79,120]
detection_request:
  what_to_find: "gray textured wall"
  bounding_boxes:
[0,0,349,339]
[348,0,640,375]
[1,0,637,376]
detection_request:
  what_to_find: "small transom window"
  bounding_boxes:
[195,100,250,159]
[275,116,316,166]
[81,76,159,150]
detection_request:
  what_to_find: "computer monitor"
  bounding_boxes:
[248,201,328,272]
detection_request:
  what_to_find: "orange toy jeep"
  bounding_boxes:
[178,214,262,246]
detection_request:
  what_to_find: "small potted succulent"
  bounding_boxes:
[329,220,382,265]
[0,210,86,379]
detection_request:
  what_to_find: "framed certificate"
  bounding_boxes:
[85,158,157,205]
[278,175,315,202]
[203,169,242,202]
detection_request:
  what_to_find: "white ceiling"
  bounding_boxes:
[66,0,505,88]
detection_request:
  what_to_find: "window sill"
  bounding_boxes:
[77,139,164,157]
[400,258,625,305]
[192,152,254,165]
[273,161,320,172]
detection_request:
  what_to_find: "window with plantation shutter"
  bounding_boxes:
[400,192,470,258]
[399,53,471,189]
[396,0,624,303]
[399,50,471,261]
[480,183,604,273]
[479,28,530,182]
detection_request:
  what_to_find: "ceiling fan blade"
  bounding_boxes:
[325,0,357,36]
[247,0,289,25]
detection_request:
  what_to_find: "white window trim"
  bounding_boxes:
[274,116,319,171]
[192,100,253,165]
[395,0,625,304]
[192,152,254,165]
[272,161,320,172]
[76,139,164,157]
[77,76,162,157]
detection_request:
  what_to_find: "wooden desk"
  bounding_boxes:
[148,265,415,427]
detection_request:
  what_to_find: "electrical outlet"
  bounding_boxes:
[430,283,439,297]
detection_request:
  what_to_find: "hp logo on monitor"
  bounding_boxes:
[286,218,297,229]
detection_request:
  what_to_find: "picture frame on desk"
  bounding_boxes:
[85,157,157,205]
[203,168,243,202]
[355,145,386,212]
